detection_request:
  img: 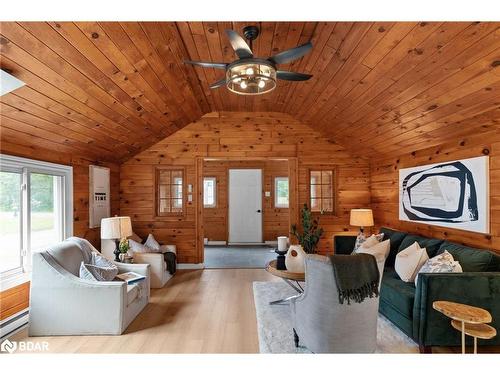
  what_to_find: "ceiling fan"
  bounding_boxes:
[185,25,313,95]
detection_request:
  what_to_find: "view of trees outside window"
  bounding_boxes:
[1,172,62,273]
[0,170,22,273]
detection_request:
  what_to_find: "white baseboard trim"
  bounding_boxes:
[206,241,227,246]
[0,308,29,340]
[264,240,278,246]
[177,263,205,270]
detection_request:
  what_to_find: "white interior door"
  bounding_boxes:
[228,169,263,243]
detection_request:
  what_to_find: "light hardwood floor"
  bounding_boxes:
[11,269,275,353]
[10,269,500,354]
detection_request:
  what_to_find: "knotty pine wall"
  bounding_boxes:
[120,112,371,263]
[371,133,500,254]
[203,159,289,242]
[0,140,120,318]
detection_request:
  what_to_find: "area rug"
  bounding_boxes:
[253,281,419,353]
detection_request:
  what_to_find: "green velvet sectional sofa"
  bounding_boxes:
[333,227,500,352]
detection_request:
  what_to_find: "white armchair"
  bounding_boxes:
[29,240,150,336]
[101,238,175,289]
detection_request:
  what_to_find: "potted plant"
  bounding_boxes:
[290,203,324,254]
[118,238,130,262]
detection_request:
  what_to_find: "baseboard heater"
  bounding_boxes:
[0,308,29,340]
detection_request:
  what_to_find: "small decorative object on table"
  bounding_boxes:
[285,245,307,273]
[118,237,130,262]
[275,236,288,270]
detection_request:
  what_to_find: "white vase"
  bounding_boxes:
[285,245,306,273]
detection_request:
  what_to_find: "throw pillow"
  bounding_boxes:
[79,262,97,281]
[353,233,384,252]
[79,253,118,281]
[415,250,463,286]
[395,242,429,282]
[357,239,390,263]
[144,233,161,252]
[129,239,153,253]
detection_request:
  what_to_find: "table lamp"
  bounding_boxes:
[350,208,374,243]
[101,216,133,262]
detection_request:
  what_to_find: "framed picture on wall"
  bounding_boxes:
[399,156,489,234]
[89,165,110,228]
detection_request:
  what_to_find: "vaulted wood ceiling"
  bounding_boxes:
[1,22,499,162]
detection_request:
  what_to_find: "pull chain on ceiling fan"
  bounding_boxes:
[185,25,313,95]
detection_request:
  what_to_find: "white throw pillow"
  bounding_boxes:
[395,242,429,282]
[357,239,390,263]
[144,234,161,252]
[129,239,153,253]
[415,250,463,286]
[353,233,384,252]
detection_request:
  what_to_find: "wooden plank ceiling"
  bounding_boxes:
[1,22,499,162]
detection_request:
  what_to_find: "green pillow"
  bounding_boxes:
[398,235,443,258]
[438,241,500,272]
[379,227,407,267]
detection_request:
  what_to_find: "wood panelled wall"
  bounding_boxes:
[120,111,371,263]
[0,140,120,319]
[203,159,289,242]
[371,133,500,254]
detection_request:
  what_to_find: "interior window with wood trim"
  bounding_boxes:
[203,177,217,208]
[309,169,335,213]
[156,168,184,216]
[274,177,289,208]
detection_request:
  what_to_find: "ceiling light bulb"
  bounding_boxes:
[240,80,247,89]
[246,68,254,75]
[258,80,265,88]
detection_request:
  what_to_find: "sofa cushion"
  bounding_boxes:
[437,241,500,272]
[380,269,416,319]
[379,227,407,267]
[398,235,443,258]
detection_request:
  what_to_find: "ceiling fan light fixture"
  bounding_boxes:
[226,60,276,95]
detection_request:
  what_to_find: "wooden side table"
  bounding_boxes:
[265,259,305,305]
[450,320,497,354]
[433,300,495,354]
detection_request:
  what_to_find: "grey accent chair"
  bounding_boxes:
[29,239,150,336]
[290,254,385,353]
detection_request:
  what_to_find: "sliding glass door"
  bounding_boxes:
[0,169,23,275]
[0,154,73,279]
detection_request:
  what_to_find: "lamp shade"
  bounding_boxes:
[100,216,132,239]
[350,209,374,227]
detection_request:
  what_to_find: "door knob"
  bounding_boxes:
[256,210,261,213]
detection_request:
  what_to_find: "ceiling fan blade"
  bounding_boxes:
[268,42,313,65]
[225,29,253,59]
[209,78,227,89]
[276,71,313,81]
[184,60,227,69]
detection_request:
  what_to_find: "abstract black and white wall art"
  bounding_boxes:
[399,156,489,234]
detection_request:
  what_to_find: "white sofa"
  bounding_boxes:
[29,239,150,336]
[101,239,175,289]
